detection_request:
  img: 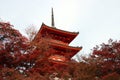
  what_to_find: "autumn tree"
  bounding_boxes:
[91,39,120,79]
[0,22,44,80]
[0,22,30,67]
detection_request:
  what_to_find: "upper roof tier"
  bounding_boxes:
[33,23,79,44]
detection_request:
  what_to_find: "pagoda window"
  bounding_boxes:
[49,55,66,62]
[45,32,49,36]
[49,33,55,39]
[0,25,2,28]
[51,33,53,37]
[42,34,46,37]
[59,36,62,40]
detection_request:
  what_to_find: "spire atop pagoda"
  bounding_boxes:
[51,8,55,27]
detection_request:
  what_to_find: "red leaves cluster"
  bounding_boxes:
[92,39,120,79]
[1,22,120,79]
[0,22,52,80]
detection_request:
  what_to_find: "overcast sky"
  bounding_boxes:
[0,0,120,57]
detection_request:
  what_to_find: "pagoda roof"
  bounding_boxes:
[34,23,79,44]
[49,42,82,58]
[41,23,79,36]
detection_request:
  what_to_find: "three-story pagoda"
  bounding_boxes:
[33,8,82,64]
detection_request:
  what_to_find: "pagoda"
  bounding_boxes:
[33,8,82,64]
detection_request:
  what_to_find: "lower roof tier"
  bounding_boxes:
[48,41,82,58]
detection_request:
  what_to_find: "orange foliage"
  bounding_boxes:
[1,22,120,79]
[92,39,120,79]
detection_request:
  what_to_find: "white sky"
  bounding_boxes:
[0,0,120,57]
